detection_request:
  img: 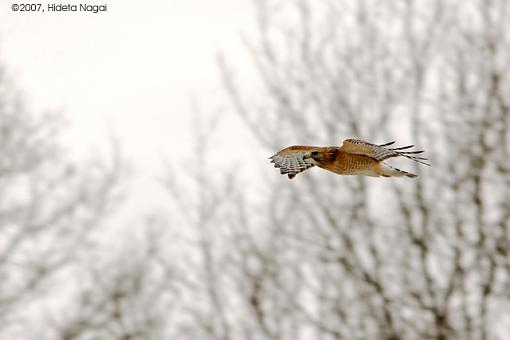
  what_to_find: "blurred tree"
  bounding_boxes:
[55,215,175,340]
[52,104,236,340]
[51,0,510,339]
[0,63,123,338]
[212,0,510,339]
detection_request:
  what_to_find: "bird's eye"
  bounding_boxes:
[311,151,319,156]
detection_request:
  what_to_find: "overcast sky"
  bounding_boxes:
[0,0,262,217]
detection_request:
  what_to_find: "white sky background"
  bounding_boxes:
[0,0,263,219]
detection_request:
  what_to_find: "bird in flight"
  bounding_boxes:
[270,139,430,179]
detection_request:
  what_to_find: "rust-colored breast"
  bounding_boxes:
[319,150,378,175]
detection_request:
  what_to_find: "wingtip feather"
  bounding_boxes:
[391,145,414,150]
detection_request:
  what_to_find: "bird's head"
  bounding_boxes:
[303,150,322,163]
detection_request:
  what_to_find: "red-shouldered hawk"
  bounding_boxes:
[269,139,430,179]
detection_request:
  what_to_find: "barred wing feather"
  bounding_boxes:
[269,146,317,179]
[340,139,430,166]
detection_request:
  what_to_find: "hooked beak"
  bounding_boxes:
[302,152,311,160]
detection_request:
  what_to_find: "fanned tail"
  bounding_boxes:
[380,163,418,178]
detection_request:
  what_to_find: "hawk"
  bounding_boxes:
[269,139,430,179]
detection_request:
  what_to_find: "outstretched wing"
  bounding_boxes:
[269,146,318,179]
[339,139,430,166]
